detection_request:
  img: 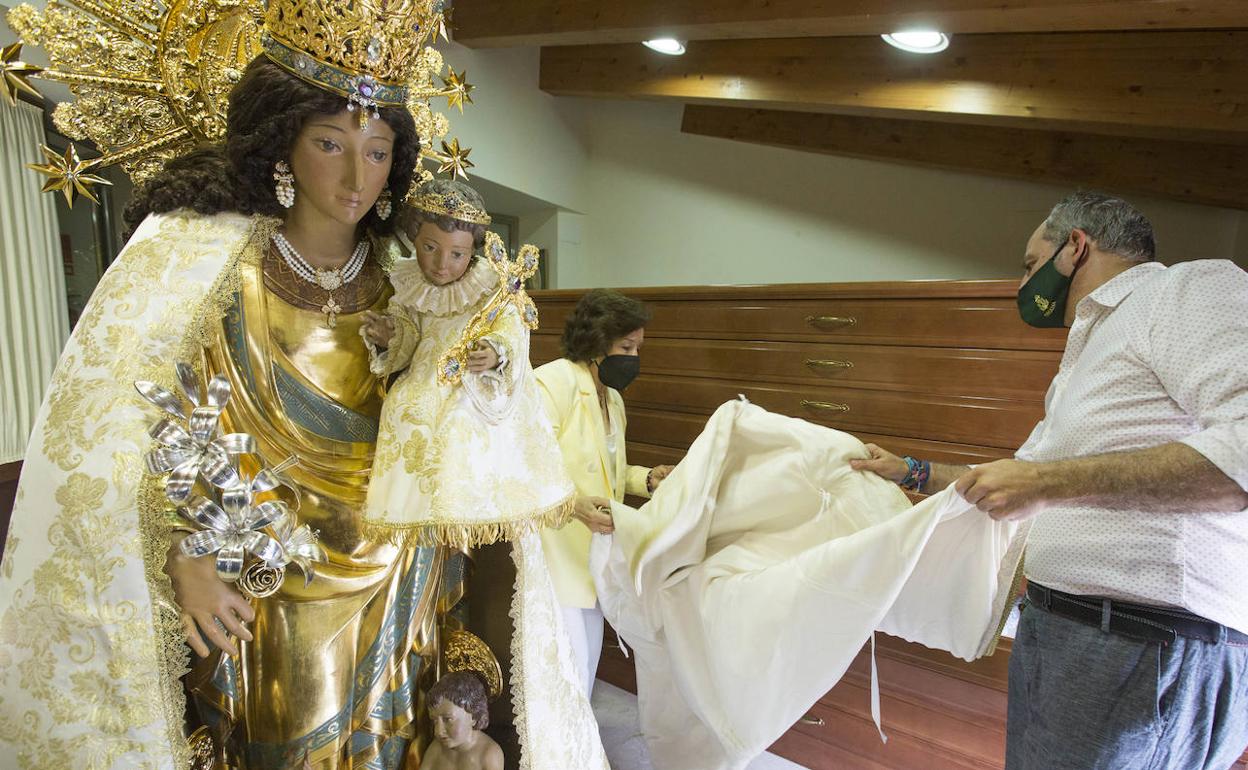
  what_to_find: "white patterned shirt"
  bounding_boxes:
[1017,260,1248,634]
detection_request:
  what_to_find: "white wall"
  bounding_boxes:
[449,47,1247,289]
[6,16,1242,291]
[569,100,1248,288]
[438,44,596,286]
[441,44,589,213]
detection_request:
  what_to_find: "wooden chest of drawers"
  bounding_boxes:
[532,279,1065,470]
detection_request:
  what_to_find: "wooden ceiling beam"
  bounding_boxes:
[539,31,1248,144]
[455,0,1248,48]
[680,105,1248,210]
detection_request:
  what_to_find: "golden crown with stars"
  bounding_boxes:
[2,0,480,208]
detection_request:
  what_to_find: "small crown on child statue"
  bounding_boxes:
[437,231,541,386]
[408,188,493,226]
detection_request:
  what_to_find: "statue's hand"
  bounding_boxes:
[466,343,500,373]
[361,310,396,348]
[165,533,255,657]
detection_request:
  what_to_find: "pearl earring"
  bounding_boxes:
[273,160,295,208]
[375,186,392,220]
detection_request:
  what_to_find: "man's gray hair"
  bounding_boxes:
[1042,191,1156,262]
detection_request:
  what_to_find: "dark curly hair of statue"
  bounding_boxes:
[560,289,653,363]
[123,56,419,236]
[428,671,490,730]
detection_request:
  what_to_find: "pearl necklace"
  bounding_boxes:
[272,232,369,328]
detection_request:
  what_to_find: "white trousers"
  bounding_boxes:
[561,603,605,699]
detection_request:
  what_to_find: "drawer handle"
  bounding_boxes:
[806,315,857,330]
[801,400,850,413]
[805,358,854,373]
[799,714,825,727]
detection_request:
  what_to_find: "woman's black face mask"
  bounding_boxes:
[596,355,641,391]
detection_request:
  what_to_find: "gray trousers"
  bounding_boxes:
[1007,600,1248,770]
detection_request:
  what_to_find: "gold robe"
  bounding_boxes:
[190,242,453,769]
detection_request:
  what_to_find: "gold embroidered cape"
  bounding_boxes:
[0,212,258,769]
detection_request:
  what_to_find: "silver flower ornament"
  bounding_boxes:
[179,475,288,582]
[269,509,327,587]
[135,363,254,503]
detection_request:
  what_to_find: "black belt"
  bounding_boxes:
[1026,583,1248,646]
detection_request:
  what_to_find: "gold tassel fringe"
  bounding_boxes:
[359,493,576,550]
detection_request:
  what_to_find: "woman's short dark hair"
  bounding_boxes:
[428,671,490,730]
[560,289,653,363]
[398,178,489,249]
[123,55,419,236]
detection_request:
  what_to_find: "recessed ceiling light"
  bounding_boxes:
[643,38,687,56]
[881,30,950,54]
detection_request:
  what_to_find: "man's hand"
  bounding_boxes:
[955,459,1053,521]
[849,443,908,483]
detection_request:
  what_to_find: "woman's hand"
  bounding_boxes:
[165,534,255,657]
[647,465,675,492]
[361,311,395,348]
[572,495,615,534]
[466,342,500,373]
[848,443,909,484]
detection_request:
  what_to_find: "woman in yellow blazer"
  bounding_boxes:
[535,289,674,697]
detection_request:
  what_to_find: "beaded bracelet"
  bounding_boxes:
[900,456,931,492]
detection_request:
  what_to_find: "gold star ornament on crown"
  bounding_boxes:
[432,138,476,179]
[0,42,42,106]
[4,0,481,206]
[442,69,475,113]
[26,143,112,208]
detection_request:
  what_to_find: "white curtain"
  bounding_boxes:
[0,100,68,464]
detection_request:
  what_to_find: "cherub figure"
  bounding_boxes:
[418,671,504,770]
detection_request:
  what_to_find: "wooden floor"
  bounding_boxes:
[598,627,1248,770]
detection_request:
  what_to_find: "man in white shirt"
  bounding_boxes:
[853,191,1248,770]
